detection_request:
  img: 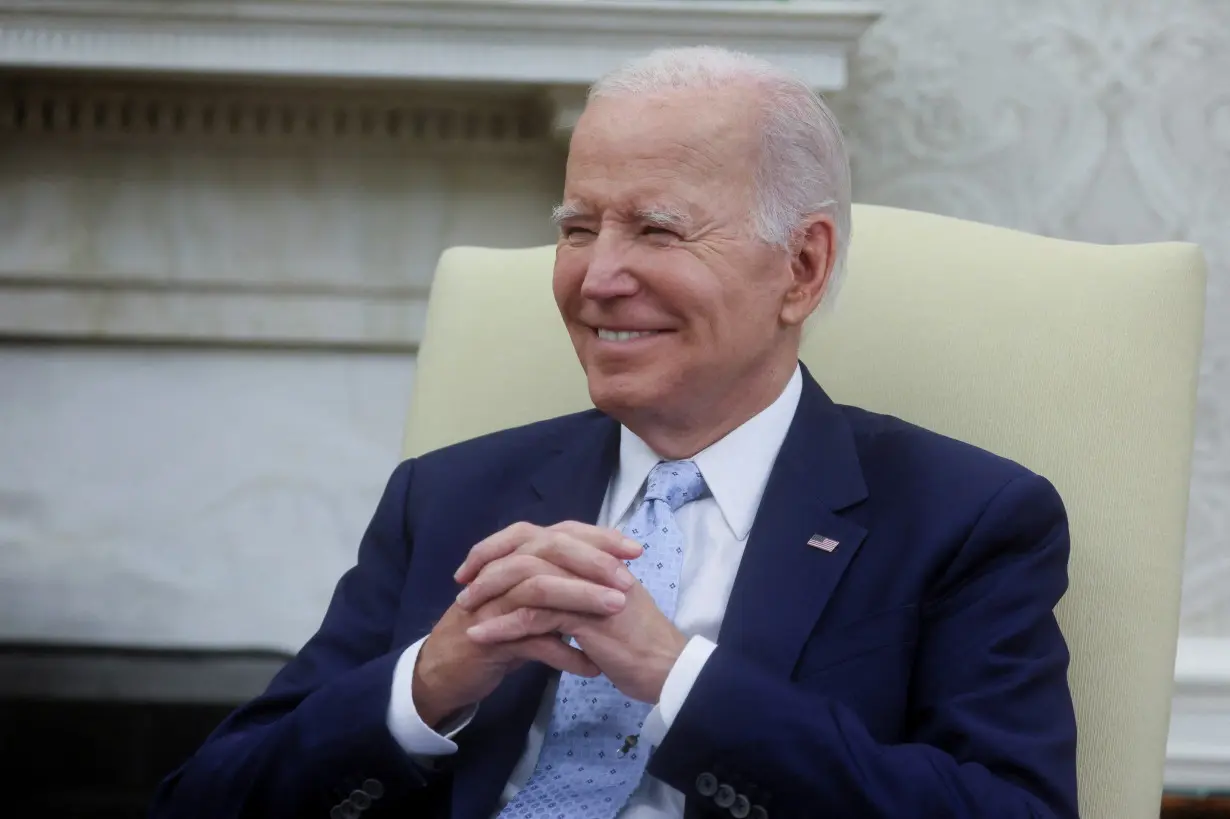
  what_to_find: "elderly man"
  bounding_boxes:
[151,47,1077,819]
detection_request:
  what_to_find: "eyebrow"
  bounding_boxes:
[551,202,586,225]
[635,206,690,232]
[550,202,692,231]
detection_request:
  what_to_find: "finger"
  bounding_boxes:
[462,557,627,615]
[514,636,600,677]
[454,521,542,583]
[518,532,639,593]
[455,553,565,611]
[501,574,627,617]
[549,521,644,560]
[467,607,598,644]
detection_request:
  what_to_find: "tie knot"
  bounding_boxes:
[643,460,708,512]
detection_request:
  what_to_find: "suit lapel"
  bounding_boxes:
[449,413,620,819]
[718,367,869,676]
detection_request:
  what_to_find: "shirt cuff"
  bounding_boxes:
[387,636,477,756]
[642,635,718,747]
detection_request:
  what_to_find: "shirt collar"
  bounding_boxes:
[607,364,803,540]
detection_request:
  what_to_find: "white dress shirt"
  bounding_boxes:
[387,365,803,818]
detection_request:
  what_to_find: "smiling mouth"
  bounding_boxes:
[595,329,665,342]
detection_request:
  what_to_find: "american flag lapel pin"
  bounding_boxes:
[807,534,840,553]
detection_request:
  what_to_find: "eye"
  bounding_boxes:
[562,226,595,239]
[642,225,679,238]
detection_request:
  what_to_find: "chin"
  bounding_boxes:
[584,368,665,420]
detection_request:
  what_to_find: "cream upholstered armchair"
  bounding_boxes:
[402,204,1207,819]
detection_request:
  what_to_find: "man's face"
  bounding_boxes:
[553,90,797,429]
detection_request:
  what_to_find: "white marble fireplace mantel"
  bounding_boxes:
[0,0,881,91]
[0,0,881,350]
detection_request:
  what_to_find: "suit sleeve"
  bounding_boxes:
[647,473,1079,819]
[149,459,447,819]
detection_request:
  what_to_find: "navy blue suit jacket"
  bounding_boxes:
[151,367,1078,819]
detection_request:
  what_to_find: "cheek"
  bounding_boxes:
[726,254,792,325]
[552,252,585,311]
[726,281,775,318]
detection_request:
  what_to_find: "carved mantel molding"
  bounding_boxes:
[0,0,881,92]
[1167,638,1230,791]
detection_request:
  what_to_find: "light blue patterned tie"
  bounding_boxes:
[498,460,708,819]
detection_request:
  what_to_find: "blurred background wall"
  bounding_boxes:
[834,0,1229,637]
[0,0,1225,776]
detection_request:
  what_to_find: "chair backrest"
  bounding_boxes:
[404,204,1207,819]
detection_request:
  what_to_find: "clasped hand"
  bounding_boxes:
[411,521,687,728]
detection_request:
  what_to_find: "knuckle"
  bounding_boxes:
[594,547,619,568]
[522,534,552,556]
[538,538,567,562]
[514,554,554,581]
[583,531,614,553]
[543,540,581,570]
[505,553,535,573]
[463,580,487,604]
[521,575,549,605]
[470,567,498,592]
[596,553,622,578]
[509,521,540,541]
[605,529,629,549]
[533,531,568,559]
[521,525,550,547]
[486,594,516,616]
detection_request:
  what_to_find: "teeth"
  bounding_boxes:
[597,329,659,342]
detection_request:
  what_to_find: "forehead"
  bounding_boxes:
[563,91,759,211]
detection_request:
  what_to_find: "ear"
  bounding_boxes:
[779,213,837,327]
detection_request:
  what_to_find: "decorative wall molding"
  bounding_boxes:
[0,77,551,153]
[0,275,431,350]
[1166,638,1230,790]
[0,77,568,350]
[0,0,881,92]
[835,0,1230,642]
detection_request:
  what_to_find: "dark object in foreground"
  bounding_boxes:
[0,642,289,818]
[1163,793,1230,819]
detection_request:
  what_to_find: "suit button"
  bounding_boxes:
[750,806,769,819]
[362,778,385,799]
[330,807,344,819]
[349,790,372,810]
[731,793,751,818]
[696,772,719,797]
[338,800,361,819]
[715,784,736,808]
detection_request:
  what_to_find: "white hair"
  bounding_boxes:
[588,46,853,310]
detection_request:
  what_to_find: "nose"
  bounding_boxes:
[580,230,639,301]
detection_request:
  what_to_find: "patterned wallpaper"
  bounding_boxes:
[832,0,1230,634]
